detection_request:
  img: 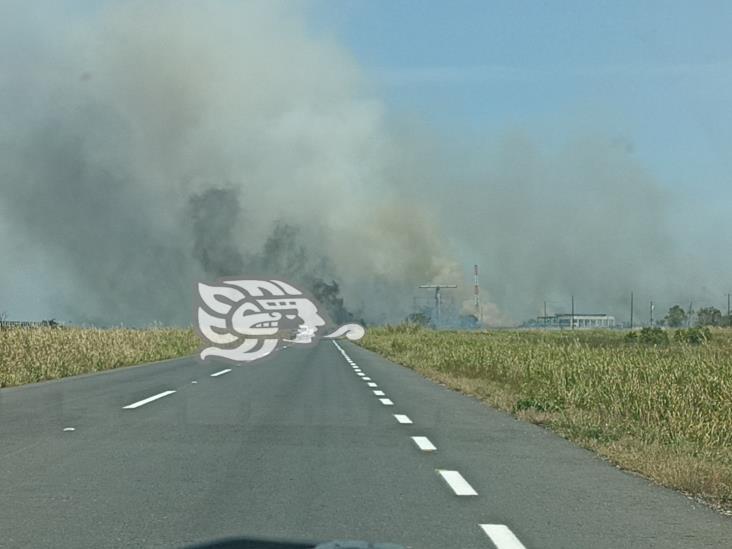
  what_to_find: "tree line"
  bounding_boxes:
[663,305,731,328]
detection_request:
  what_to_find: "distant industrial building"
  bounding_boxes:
[536,313,616,329]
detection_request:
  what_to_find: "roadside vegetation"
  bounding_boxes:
[0,326,199,387]
[360,326,732,514]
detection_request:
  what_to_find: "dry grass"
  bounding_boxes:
[0,326,199,387]
[360,325,732,514]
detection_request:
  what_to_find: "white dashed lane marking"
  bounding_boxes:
[210,369,232,377]
[331,340,525,543]
[479,525,527,549]
[437,469,478,496]
[411,436,436,451]
[394,414,413,424]
[123,390,176,410]
[63,427,75,432]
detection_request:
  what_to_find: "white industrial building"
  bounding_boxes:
[537,313,616,329]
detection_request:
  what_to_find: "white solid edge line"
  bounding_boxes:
[437,470,478,496]
[373,390,385,396]
[367,382,378,387]
[394,414,412,424]
[479,525,527,549]
[411,436,436,451]
[379,398,394,406]
[210,368,232,377]
[123,390,176,409]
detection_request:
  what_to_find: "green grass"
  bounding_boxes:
[0,326,199,387]
[359,325,732,514]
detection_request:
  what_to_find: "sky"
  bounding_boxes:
[310,0,732,199]
[1,0,730,324]
[308,0,732,316]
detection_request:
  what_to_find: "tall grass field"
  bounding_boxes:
[360,326,732,514]
[0,326,199,387]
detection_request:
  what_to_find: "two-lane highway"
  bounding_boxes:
[0,340,730,548]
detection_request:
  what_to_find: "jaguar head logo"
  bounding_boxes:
[196,278,364,363]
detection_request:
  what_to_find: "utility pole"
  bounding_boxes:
[630,292,634,330]
[544,300,547,328]
[728,293,731,327]
[649,300,654,327]
[571,295,575,330]
[687,301,693,327]
[418,284,457,326]
[473,265,481,323]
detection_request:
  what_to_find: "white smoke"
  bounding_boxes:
[0,1,726,326]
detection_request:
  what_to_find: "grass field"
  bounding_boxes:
[359,326,732,514]
[0,326,199,387]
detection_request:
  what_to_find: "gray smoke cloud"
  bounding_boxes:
[0,0,459,326]
[0,1,726,326]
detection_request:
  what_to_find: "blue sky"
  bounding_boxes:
[3,0,730,321]
[310,0,732,205]
[60,0,732,203]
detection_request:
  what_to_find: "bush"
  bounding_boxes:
[626,327,669,345]
[674,326,712,345]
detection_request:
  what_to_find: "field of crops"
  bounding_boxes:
[360,326,732,513]
[0,326,199,387]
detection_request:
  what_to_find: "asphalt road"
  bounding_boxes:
[0,339,730,548]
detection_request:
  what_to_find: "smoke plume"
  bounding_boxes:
[0,1,726,326]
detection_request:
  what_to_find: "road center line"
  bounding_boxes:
[379,398,394,406]
[210,368,232,377]
[123,390,176,410]
[437,469,478,496]
[479,525,527,549]
[411,436,436,451]
[394,414,413,424]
